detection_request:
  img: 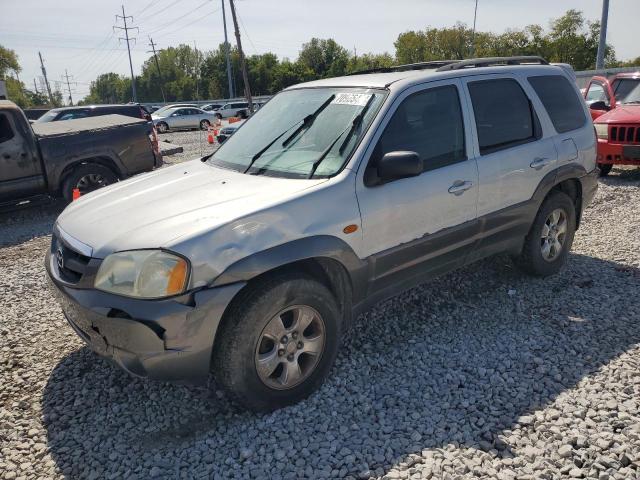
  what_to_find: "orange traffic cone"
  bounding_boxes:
[72,188,81,201]
[207,126,214,144]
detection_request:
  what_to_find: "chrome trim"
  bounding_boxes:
[54,223,94,257]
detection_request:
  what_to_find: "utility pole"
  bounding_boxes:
[62,70,75,106]
[596,0,609,70]
[221,0,234,99]
[114,5,138,102]
[38,52,54,105]
[33,78,39,94]
[228,0,252,111]
[471,0,479,57]
[147,37,166,103]
[194,41,200,102]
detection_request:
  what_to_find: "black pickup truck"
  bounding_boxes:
[0,100,161,205]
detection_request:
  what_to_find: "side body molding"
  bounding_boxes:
[211,235,370,303]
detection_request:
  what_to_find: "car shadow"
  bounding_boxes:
[0,198,64,248]
[42,252,640,479]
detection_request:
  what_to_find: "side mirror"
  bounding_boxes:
[590,101,609,111]
[377,151,422,182]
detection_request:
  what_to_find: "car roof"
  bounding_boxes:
[284,63,571,93]
[48,104,138,112]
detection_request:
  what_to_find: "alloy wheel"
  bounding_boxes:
[254,305,326,390]
[75,173,109,194]
[540,208,567,261]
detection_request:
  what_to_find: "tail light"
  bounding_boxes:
[149,126,160,156]
[140,107,151,121]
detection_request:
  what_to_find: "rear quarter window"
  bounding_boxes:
[528,75,586,133]
[0,113,15,143]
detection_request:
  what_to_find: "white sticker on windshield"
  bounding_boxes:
[331,93,372,106]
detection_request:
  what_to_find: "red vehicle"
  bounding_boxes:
[584,72,640,176]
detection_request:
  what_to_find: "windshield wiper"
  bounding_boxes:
[242,95,335,174]
[337,94,376,155]
[307,94,375,179]
[281,94,335,147]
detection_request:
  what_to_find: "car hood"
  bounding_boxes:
[56,159,327,258]
[594,104,640,124]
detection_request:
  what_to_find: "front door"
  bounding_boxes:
[356,79,479,295]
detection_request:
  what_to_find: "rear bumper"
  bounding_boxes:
[580,168,599,210]
[597,139,640,165]
[45,250,244,384]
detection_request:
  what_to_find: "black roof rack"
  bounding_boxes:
[347,60,458,76]
[435,56,549,72]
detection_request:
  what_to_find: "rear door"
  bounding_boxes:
[0,110,44,201]
[460,74,558,219]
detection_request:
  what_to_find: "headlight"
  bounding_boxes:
[594,123,608,140]
[94,250,189,298]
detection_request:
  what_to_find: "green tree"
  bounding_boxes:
[0,45,20,78]
[347,53,395,73]
[298,38,350,78]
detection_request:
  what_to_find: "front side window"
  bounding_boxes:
[208,87,385,178]
[0,113,15,143]
[586,82,608,104]
[612,78,640,104]
[371,85,466,174]
[59,111,89,121]
[528,75,586,133]
[468,78,538,155]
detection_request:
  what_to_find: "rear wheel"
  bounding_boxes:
[237,110,247,119]
[598,163,613,176]
[213,273,341,412]
[513,191,576,277]
[62,163,118,202]
[215,113,222,120]
[156,122,169,133]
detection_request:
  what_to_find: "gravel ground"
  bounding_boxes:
[1,167,640,480]
[159,129,220,165]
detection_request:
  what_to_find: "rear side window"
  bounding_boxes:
[0,113,15,143]
[528,75,586,133]
[468,78,538,155]
[374,84,466,172]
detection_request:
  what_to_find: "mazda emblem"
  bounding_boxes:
[56,247,64,270]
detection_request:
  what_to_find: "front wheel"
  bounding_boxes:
[200,119,211,130]
[513,191,576,277]
[213,274,342,412]
[156,122,169,133]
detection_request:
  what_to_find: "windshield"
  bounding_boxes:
[207,87,385,178]
[35,110,60,123]
[612,78,640,104]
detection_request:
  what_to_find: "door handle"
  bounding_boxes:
[530,157,552,170]
[448,180,473,195]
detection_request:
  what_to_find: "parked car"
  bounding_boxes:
[152,107,218,133]
[0,100,161,205]
[46,57,597,412]
[202,103,224,112]
[214,102,250,119]
[151,104,198,117]
[35,103,151,123]
[584,72,640,175]
[216,120,245,143]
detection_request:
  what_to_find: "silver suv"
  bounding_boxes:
[46,57,598,411]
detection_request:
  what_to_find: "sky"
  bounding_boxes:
[1,0,639,101]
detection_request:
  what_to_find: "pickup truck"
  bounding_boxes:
[584,72,640,175]
[0,100,161,205]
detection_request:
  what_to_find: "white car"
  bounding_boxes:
[214,101,250,119]
[151,107,218,133]
[47,56,598,412]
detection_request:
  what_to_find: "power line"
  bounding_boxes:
[114,5,139,102]
[141,0,210,36]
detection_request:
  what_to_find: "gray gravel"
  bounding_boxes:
[158,129,220,165]
[1,167,640,479]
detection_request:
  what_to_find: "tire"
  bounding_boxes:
[238,110,248,119]
[513,190,576,277]
[215,113,222,120]
[598,163,612,176]
[156,122,169,133]
[200,119,211,130]
[212,273,342,412]
[62,163,118,202]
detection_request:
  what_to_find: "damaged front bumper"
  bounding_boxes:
[45,249,244,384]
